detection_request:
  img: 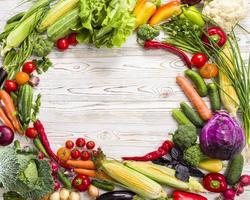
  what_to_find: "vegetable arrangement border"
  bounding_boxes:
[0,0,249,200]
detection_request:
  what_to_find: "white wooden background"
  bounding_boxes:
[0,0,250,199]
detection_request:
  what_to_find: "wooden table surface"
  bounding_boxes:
[0,0,250,199]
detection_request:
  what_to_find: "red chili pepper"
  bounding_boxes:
[201,26,227,47]
[34,120,71,169]
[122,140,174,161]
[173,191,208,200]
[203,173,228,193]
[144,40,192,69]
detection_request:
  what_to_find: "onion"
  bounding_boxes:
[223,189,236,199]
[59,188,70,200]
[88,184,99,198]
[69,191,81,200]
[240,175,250,186]
[0,125,14,146]
[49,191,60,200]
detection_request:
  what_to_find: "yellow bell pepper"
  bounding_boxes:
[134,0,157,28]
[198,159,223,173]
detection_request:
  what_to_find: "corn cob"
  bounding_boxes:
[219,43,240,116]
[37,0,79,32]
[124,161,205,193]
[101,160,167,199]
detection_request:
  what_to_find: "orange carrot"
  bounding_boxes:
[176,76,212,121]
[74,168,97,177]
[0,107,15,131]
[0,90,23,134]
[66,160,95,169]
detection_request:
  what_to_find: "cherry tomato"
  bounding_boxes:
[68,33,78,45]
[86,141,95,150]
[15,72,30,85]
[191,53,207,69]
[57,38,69,50]
[71,149,81,160]
[25,127,38,139]
[22,61,36,74]
[4,80,18,93]
[65,140,74,149]
[81,151,91,161]
[72,174,90,192]
[76,138,86,148]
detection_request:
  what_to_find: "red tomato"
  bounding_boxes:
[65,140,74,149]
[15,72,30,85]
[81,151,91,161]
[4,80,18,93]
[76,138,86,148]
[191,53,207,69]
[72,175,90,192]
[25,127,38,139]
[22,61,36,74]
[86,141,95,150]
[71,149,81,159]
[68,33,78,45]
[57,38,69,50]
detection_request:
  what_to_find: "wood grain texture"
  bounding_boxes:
[0,0,250,199]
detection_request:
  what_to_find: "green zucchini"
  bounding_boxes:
[207,83,221,111]
[172,109,194,126]
[18,84,33,125]
[47,7,80,41]
[180,102,204,128]
[226,154,244,185]
[185,69,208,97]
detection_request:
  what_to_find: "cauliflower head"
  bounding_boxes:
[203,0,248,32]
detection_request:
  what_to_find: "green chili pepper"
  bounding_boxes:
[33,136,49,158]
[57,169,72,189]
[180,6,205,27]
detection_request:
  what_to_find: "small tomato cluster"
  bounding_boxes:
[57,33,78,51]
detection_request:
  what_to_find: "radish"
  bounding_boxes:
[240,175,250,186]
[223,189,236,199]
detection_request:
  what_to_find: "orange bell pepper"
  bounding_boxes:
[134,0,157,28]
[149,0,182,26]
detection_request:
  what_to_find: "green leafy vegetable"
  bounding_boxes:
[137,24,160,41]
[33,35,54,57]
[34,57,53,74]
[3,191,25,200]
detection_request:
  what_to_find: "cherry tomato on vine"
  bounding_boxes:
[25,127,38,139]
[4,80,18,93]
[71,149,81,159]
[86,141,95,150]
[22,61,36,74]
[57,38,69,51]
[68,33,78,46]
[191,53,207,69]
[15,72,30,85]
[81,150,91,161]
[65,140,74,149]
[76,138,86,148]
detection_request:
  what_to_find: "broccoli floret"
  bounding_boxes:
[183,144,205,167]
[173,124,197,150]
[137,24,160,41]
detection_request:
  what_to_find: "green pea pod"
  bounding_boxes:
[181,6,205,27]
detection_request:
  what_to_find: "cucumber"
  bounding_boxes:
[180,102,205,128]
[172,109,194,126]
[47,7,80,41]
[226,154,244,185]
[18,84,33,125]
[185,69,208,97]
[207,83,221,111]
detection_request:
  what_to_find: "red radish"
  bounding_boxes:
[38,151,44,160]
[81,150,91,161]
[86,141,95,150]
[22,61,36,74]
[57,38,69,50]
[235,184,244,195]
[50,161,59,175]
[54,180,60,191]
[71,149,81,159]
[25,127,38,139]
[223,189,236,199]
[68,33,78,45]
[76,138,86,148]
[0,125,14,146]
[240,175,250,186]
[65,140,74,149]
[191,53,207,69]
[4,80,18,93]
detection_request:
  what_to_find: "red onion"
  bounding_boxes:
[240,175,250,186]
[223,189,236,199]
[0,125,14,146]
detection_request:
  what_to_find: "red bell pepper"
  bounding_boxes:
[203,173,228,193]
[202,26,227,47]
[173,191,208,200]
[72,174,91,192]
